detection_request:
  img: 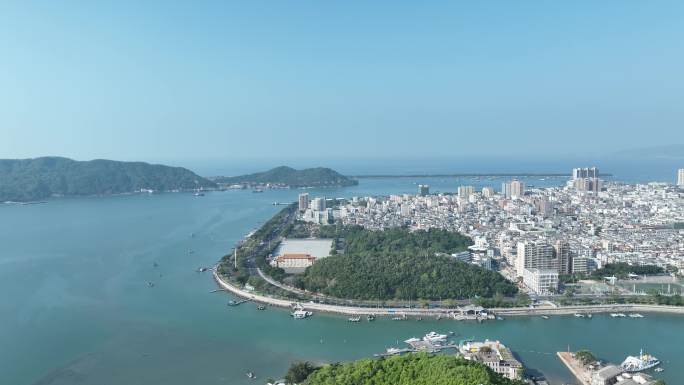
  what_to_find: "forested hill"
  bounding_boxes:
[296,226,517,300]
[285,353,525,385]
[0,157,216,202]
[212,166,358,187]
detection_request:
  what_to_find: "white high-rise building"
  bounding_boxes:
[510,180,524,199]
[457,185,474,199]
[523,268,559,295]
[311,197,326,211]
[516,241,557,277]
[481,186,495,198]
[678,168,684,187]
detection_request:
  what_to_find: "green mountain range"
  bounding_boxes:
[0,157,216,202]
[212,166,358,187]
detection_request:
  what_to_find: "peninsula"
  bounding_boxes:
[211,166,358,188]
[0,157,216,202]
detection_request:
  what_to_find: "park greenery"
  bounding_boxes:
[212,166,358,187]
[0,156,215,202]
[284,353,525,385]
[295,226,518,301]
[591,263,664,280]
[575,350,597,365]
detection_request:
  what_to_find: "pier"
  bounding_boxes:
[557,351,591,385]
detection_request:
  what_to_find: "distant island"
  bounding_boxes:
[211,166,358,188]
[0,157,216,202]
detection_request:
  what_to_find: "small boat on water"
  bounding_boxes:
[621,349,660,372]
[246,372,255,379]
[541,315,549,319]
[256,305,266,310]
[423,332,448,342]
[146,281,155,288]
[386,347,402,355]
[574,313,585,318]
[629,313,644,318]
[367,314,375,321]
[348,317,361,322]
[292,309,313,319]
[655,367,664,372]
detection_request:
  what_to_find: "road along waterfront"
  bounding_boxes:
[214,267,684,317]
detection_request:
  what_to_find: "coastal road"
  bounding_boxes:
[215,268,684,317]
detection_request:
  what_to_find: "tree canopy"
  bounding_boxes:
[296,226,517,300]
[300,353,525,385]
[591,262,664,279]
[212,166,357,187]
[0,157,215,201]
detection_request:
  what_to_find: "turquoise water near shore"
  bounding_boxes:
[1,177,680,385]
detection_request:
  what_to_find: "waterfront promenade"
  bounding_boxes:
[214,268,684,317]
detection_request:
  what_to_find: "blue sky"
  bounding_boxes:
[1,1,683,164]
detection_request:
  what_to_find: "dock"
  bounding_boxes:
[374,341,460,357]
[227,299,251,306]
[557,352,591,385]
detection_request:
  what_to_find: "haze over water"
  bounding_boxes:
[1,175,681,385]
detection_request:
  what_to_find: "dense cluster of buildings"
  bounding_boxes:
[309,167,684,295]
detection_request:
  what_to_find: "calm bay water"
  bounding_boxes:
[1,177,681,385]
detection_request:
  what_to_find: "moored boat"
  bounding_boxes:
[621,349,660,372]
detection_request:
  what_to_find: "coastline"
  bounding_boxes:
[213,268,684,317]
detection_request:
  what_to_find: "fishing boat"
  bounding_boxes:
[366,314,375,321]
[348,316,361,322]
[256,305,266,310]
[629,313,644,318]
[246,372,255,379]
[621,349,660,372]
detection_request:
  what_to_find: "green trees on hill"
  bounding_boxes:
[297,353,525,385]
[0,157,215,201]
[212,166,358,187]
[296,226,517,300]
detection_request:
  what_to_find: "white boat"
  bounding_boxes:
[541,315,549,319]
[423,332,448,342]
[654,367,664,372]
[629,313,644,318]
[348,317,361,322]
[386,347,402,355]
[574,313,585,318]
[621,349,660,372]
[404,337,421,344]
[610,313,619,317]
[291,309,313,319]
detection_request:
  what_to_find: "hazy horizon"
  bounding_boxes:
[2,2,684,161]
